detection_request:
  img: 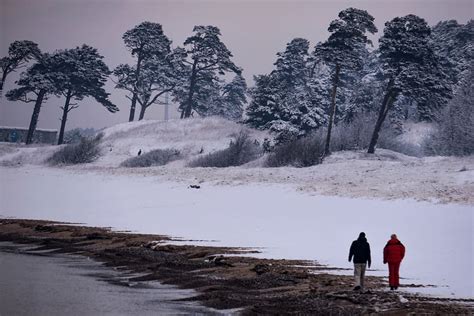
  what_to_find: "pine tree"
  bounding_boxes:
[114,47,186,121]
[428,66,474,155]
[0,40,41,97]
[120,22,172,121]
[268,84,327,143]
[220,74,247,121]
[5,54,57,144]
[189,70,222,117]
[48,45,118,145]
[274,38,309,89]
[313,8,377,156]
[246,38,327,142]
[343,51,384,122]
[367,15,451,153]
[431,20,473,87]
[201,74,247,121]
[180,25,240,118]
[245,74,280,129]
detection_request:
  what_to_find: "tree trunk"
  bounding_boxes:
[26,89,46,145]
[183,60,198,119]
[323,64,341,157]
[138,104,147,121]
[129,94,138,122]
[57,92,72,145]
[0,70,7,98]
[367,83,397,154]
[129,54,144,122]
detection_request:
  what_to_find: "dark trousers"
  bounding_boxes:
[388,262,401,287]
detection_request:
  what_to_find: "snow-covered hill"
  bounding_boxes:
[97,117,270,167]
[0,117,269,168]
[0,117,472,203]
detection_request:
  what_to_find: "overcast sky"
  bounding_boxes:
[1,0,472,131]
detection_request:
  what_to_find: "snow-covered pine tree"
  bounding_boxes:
[268,38,322,141]
[48,45,118,145]
[343,53,382,119]
[313,7,377,156]
[114,47,187,121]
[422,19,474,121]
[188,70,222,117]
[246,38,327,142]
[269,84,327,143]
[180,25,241,118]
[367,15,451,154]
[5,53,57,144]
[245,74,280,129]
[427,66,474,155]
[274,38,309,90]
[345,49,412,131]
[431,20,473,89]
[119,22,172,121]
[218,74,247,121]
[0,40,41,97]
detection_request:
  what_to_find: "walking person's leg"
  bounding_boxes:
[393,262,400,289]
[360,263,366,289]
[354,264,362,290]
[388,263,395,289]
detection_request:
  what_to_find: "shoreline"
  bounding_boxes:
[1,219,472,314]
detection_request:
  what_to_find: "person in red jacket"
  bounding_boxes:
[383,234,405,290]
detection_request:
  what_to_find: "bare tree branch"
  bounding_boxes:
[67,105,79,113]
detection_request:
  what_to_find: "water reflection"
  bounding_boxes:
[0,242,235,315]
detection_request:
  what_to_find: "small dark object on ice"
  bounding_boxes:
[138,149,142,156]
[199,147,204,154]
[251,263,271,275]
[189,184,201,189]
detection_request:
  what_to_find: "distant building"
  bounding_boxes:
[0,127,57,144]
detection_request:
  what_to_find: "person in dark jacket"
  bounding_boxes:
[383,234,405,290]
[348,232,372,290]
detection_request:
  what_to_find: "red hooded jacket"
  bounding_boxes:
[383,238,405,264]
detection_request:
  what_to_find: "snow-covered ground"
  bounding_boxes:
[1,117,473,204]
[0,118,473,298]
[1,166,473,299]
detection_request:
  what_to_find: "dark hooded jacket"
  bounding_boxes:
[349,233,372,266]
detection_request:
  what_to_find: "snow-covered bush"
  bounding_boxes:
[266,134,324,167]
[63,128,97,144]
[330,114,376,152]
[377,134,424,157]
[120,149,180,168]
[188,132,262,167]
[47,134,103,165]
[331,113,423,156]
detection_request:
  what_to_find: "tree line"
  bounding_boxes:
[246,9,472,156]
[1,8,472,155]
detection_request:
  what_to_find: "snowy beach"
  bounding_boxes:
[1,165,472,299]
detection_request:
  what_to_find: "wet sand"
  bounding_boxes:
[0,219,472,315]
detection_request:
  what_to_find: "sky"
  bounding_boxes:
[0,0,472,131]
